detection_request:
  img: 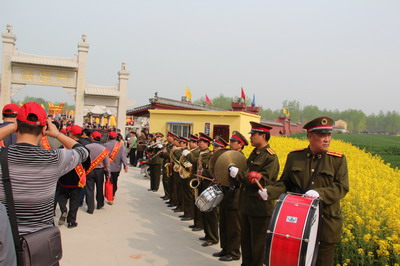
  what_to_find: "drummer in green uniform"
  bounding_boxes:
[229,121,280,266]
[266,116,349,266]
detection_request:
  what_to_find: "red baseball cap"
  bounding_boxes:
[60,128,67,134]
[91,131,102,139]
[70,125,83,136]
[2,104,19,115]
[17,102,47,126]
[109,131,118,138]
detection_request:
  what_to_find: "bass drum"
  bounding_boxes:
[195,185,224,212]
[265,193,322,266]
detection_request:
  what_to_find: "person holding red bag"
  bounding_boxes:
[228,121,280,266]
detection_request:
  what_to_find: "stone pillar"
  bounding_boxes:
[117,62,130,137]
[75,34,89,126]
[1,25,16,120]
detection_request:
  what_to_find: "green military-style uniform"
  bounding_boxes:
[267,148,349,265]
[198,148,219,245]
[238,143,279,266]
[182,146,200,219]
[171,147,184,211]
[148,142,164,191]
[218,151,242,260]
[161,142,173,199]
[186,146,203,228]
[267,116,349,266]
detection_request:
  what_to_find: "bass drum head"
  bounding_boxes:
[301,198,322,266]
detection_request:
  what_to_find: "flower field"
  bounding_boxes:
[242,137,400,265]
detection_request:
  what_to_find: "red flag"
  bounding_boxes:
[205,94,213,105]
[241,87,246,100]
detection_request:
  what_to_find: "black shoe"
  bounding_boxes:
[167,204,174,207]
[67,222,78,228]
[147,189,153,191]
[162,196,170,200]
[165,201,172,204]
[189,225,196,228]
[96,205,104,210]
[160,195,166,199]
[212,250,227,257]
[199,236,208,241]
[192,227,203,232]
[181,217,193,221]
[58,212,67,226]
[219,255,239,261]
[178,215,186,218]
[152,190,157,192]
[87,210,94,214]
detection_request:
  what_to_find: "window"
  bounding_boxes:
[168,122,192,138]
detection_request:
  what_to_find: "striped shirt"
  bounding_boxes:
[0,143,89,235]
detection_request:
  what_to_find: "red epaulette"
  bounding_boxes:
[327,151,343,157]
[290,148,306,153]
[266,147,276,155]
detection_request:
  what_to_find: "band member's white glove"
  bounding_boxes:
[156,144,163,149]
[229,166,239,178]
[182,149,190,156]
[183,161,192,168]
[258,188,268,201]
[304,190,319,199]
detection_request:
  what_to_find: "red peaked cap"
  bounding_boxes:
[17,102,47,126]
[91,131,102,139]
[212,136,228,147]
[3,104,20,115]
[70,125,83,136]
[109,131,118,138]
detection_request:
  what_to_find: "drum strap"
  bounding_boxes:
[303,154,323,193]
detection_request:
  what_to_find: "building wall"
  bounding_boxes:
[149,109,260,140]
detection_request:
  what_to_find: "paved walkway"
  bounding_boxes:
[59,167,241,266]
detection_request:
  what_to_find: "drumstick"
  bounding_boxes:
[194,174,214,182]
[254,179,264,191]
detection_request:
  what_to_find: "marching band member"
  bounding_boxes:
[171,136,186,213]
[177,136,193,220]
[148,132,164,192]
[197,133,219,247]
[166,134,180,208]
[160,132,176,201]
[212,135,228,151]
[214,131,248,261]
[229,122,279,266]
[265,117,349,266]
[181,134,200,223]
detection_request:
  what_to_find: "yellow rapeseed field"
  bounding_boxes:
[242,136,400,265]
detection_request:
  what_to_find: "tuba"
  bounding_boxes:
[170,147,182,172]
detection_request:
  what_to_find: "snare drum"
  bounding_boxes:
[195,185,224,212]
[265,193,321,266]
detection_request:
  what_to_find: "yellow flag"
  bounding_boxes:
[185,87,192,100]
[41,104,45,109]
[283,107,288,116]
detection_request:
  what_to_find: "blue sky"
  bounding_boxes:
[1,0,399,114]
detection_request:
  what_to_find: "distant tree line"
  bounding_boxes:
[195,95,400,134]
[11,96,75,115]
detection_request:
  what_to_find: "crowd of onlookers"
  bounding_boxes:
[0,103,129,265]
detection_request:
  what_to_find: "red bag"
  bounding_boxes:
[104,177,114,202]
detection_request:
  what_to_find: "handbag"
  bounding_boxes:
[104,176,114,202]
[1,148,63,266]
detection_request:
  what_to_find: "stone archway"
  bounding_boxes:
[0,24,130,135]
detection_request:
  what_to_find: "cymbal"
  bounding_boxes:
[213,150,247,187]
[209,149,230,178]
